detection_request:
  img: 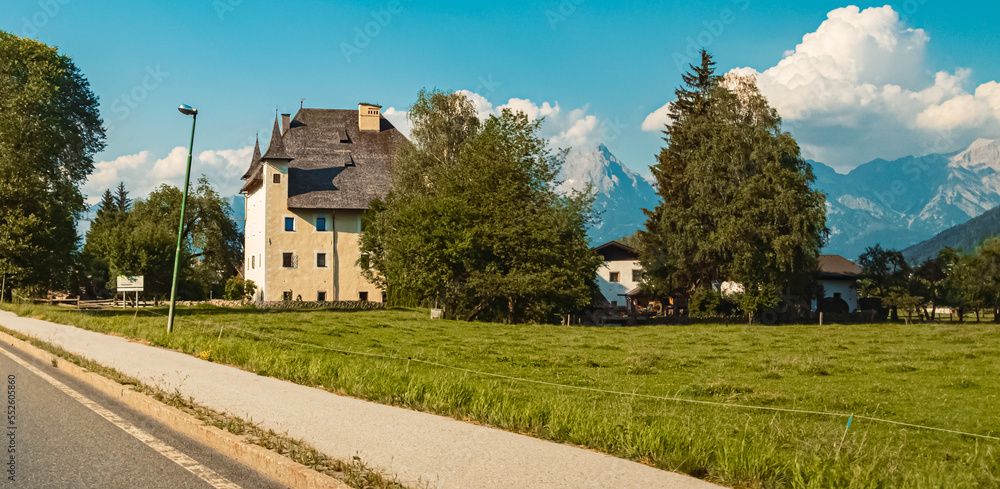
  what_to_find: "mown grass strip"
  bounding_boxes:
[3,302,999,488]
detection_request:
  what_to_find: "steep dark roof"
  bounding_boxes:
[240,138,262,180]
[239,109,408,207]
[818,255,862,280]
[593,241,639,261]
[261,117,292,160]
[286,109,406,209]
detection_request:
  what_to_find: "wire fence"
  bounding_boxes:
[192,319,1000,443]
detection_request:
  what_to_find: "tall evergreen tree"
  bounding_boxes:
[113,181,131,212]
[639,51,826,315]
[96,189,116,220]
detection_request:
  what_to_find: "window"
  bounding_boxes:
[609,271,620,283]
[359,291,369,301]
[282,290,292,301]
[251,256,255,269]
[632,269,643,282]
[317,291,326,302]
[273,173,281,184]
[285,217,295,231]
[282,252,294,268]
[316,253,327,268]
[316,216,327,231]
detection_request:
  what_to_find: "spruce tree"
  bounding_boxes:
[639,51,826,318]
[113,181,131,212]
[96,189,116,220]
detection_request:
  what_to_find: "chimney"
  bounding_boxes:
[358,103,381,132]
[281,113,290,135]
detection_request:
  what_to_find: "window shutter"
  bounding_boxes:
[293,254,299,269]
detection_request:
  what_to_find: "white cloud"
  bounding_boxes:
[457,90,615,150]
[84,145,253,204]
[382,106,412,137]
[641,102,673,132]
[642,5,1000,171]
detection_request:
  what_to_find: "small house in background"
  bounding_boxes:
[594,241,643,307]
[814,254,862,312]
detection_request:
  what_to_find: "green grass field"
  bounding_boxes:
[2,302,998,488]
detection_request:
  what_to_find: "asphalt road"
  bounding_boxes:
[0,341,288,489]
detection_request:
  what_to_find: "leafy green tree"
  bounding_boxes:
[733,284,783,325]
[0,32,105,297]
[638,50,826,312]
[361,90,602,323]
[950,251,989,322]
[858,244,912,320]
[913,247,959,319]
[969,237,1000,323]
[857,244,910,297]
[83,178,242,299]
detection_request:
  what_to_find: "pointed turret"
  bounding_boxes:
[240,137,262,180]
[261,116,292,161]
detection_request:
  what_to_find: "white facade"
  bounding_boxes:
[596,259,642,306]
[244,168,267,300]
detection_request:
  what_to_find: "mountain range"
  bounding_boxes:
[557,139,1000,260]
[77,139,1000,263]
[902,202,1000,264]
[813,138,1000,259]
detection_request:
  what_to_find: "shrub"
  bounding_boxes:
[689,289,739,318]
[223,276,256,301]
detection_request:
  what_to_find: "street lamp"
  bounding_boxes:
[167,104,198,333]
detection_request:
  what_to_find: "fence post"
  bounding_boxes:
[819,312,823,327]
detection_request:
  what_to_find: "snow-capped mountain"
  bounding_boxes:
[557,144,658,245]
[559,139,1000,260]
[814,138,1000,259]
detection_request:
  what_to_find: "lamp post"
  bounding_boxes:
[167,104,198,333]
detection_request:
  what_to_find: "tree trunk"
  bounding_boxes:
[976,309,980,322]
[507,296,516,324]
[465,298,490,322]
[957,306,964,323]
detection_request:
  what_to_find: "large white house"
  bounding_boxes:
[240,103,407,302]
[594,241,643,306]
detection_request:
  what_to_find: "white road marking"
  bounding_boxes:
[0,346,242,489]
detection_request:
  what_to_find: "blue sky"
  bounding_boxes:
[4,1,1000,201]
